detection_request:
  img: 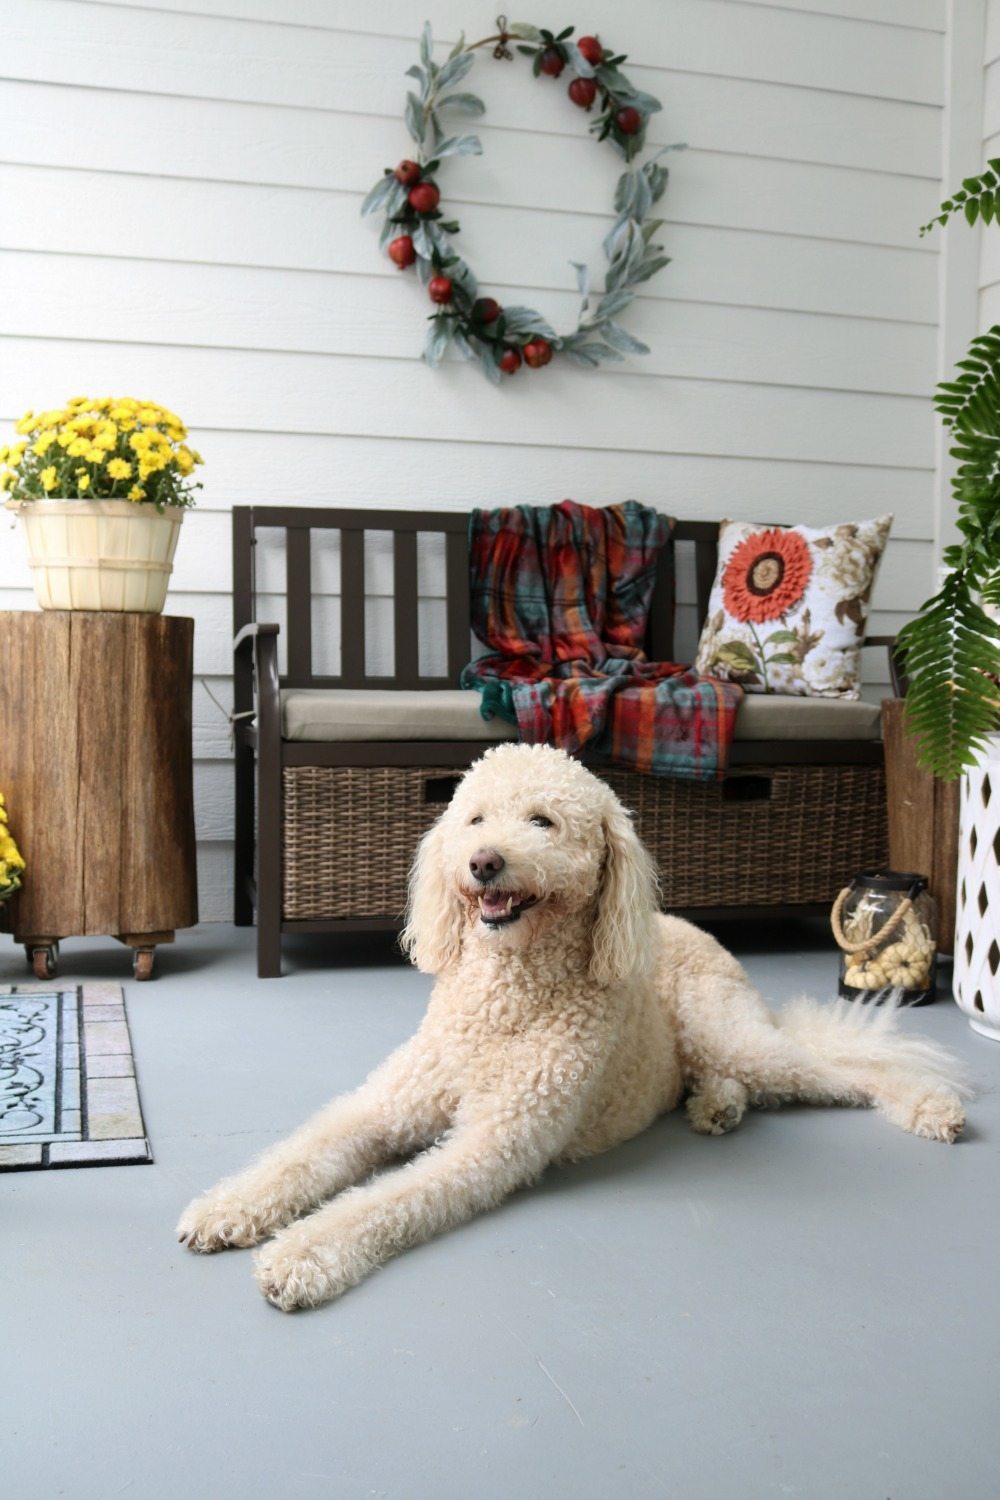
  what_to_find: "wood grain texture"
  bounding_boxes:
[0,612,198,938]
[881,698,958,953]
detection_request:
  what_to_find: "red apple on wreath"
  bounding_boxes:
[408,181,440,213]
[523,339,553,368]
[568,78,598,109]
[388,235,416,269]
[428,275,454,304]
[472,298,502,324]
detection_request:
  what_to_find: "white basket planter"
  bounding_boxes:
[953,734,1000,1039]
[10,499,184,613]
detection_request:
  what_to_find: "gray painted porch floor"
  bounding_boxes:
[2,921,997,1500]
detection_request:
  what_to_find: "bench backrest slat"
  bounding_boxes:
[392,530,420,686]
[285,526,312,682]
[339,528,367,687]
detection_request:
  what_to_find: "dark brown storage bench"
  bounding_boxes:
[232,506,891,976]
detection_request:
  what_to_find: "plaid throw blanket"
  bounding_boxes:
[460,500,742,781]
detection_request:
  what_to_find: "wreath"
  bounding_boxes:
[360,17,681,381]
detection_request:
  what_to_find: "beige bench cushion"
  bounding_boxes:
[280,688,882,743]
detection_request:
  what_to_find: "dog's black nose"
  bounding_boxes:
[469,847,505,884]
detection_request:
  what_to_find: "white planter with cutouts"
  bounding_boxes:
[953,734,1000,1039]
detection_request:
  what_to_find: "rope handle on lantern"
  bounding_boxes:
[830,886,914,956]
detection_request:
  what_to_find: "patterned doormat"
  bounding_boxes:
[0,982,152,1172]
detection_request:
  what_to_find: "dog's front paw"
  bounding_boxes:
[176,1190,278,1253]
[253,1227,365,1312]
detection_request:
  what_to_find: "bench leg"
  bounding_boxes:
[256,736,283,979]
[234,739,255,927]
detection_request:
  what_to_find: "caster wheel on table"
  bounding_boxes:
[31,945,58,981]
[133,948,155,981]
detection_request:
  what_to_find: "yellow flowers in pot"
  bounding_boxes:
[1,396,203,511]
[0,793,26,904]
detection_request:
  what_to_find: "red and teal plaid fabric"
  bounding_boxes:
[460,501,743,781]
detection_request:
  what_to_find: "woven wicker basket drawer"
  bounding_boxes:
[282,766,468,921]
[601,763,888,909]
[281,762,888,921]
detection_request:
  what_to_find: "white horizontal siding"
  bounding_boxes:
[0,253,936,396]
[1,0,946,918]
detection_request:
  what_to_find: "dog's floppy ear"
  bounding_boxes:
[400,815,465,974]
[589,799,659,985]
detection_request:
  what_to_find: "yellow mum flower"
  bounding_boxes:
[67,437,91,458]
[110,403,137,421]
[15,412,37,436]
[129,432,151,453]
[32,430,58,456]
[119,419,137,433]
[40,465,59,492]
[9,442,26,463]
[93,425,118,450]
[56,432,75,448]
[85,447,106,464]
[138,406,162,424]
[77,473,91,492]
[106,457,131,480]
[0,446,7,464]
[128,485,146,502]
[175,447,195,475]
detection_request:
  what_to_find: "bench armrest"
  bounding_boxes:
[232,622,281,741]
[864,634,907,698]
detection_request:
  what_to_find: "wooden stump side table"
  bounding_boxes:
[0,611,198,979]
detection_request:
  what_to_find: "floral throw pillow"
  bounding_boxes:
[693,515,892,698]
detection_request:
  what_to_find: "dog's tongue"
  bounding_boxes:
[480,890,516,917]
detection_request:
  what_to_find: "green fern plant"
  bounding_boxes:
[897,177,1000,778]
[920,161,1000,236]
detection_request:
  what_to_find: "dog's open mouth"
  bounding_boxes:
[475,890,539,927]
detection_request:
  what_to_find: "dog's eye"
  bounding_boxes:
[529,814,553,829]
[469,815,483,826]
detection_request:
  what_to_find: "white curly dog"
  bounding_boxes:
[178,743,968,1310]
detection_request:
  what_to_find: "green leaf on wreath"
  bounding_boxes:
[360,175,396,216]
[405,92,425,146]
[436,52,475,89]
[439,93,485,115]
[433,135,482,158]
[600,321,649,355]
[569,44,596,77]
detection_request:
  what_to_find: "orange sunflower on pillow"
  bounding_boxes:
[721,527,812,622]
[711,528,813,691]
